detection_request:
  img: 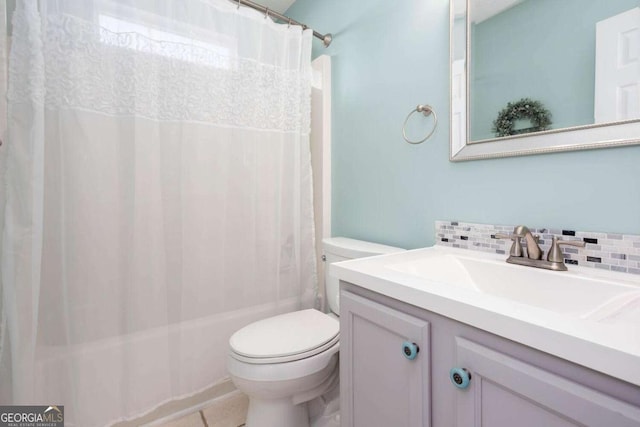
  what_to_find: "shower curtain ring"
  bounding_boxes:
[237,0,241,9]
[288,17,292,28]
[265,7,270,19]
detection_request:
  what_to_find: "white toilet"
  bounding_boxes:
[227,237,404,427]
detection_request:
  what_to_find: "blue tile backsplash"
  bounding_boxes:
[436,221,640,275]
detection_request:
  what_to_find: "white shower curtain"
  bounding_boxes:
[0,0,316,425]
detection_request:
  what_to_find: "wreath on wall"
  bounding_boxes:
[492,98,552,137]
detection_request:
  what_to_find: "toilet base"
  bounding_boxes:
[245,397,310,427]
[227,324,340,427]
[309,383,340,427]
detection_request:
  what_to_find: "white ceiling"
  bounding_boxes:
[260,0,297,14]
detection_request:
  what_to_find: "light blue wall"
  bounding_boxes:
[286,0,640,250]
[471,0,640,140]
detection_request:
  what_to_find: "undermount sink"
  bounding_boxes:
[386,253,640,321]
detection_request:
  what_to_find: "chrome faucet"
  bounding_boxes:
[496,225,542,260]
[496,225,585,271]
[514,225,543,260]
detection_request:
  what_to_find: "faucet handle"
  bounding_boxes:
[494,233,514,239]
[495,233,523,257]
[547,236,586,263]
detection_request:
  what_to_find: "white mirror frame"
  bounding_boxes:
[449,0,640,162]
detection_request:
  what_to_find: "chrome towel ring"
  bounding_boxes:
[402,104,438,145]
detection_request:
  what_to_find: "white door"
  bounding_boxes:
[451,59,467,154]
[595,7,640,123]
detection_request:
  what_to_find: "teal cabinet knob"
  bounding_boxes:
[450,367,471,389]
[402,341,419,360]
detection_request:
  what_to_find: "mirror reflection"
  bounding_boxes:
[468,0,640,142]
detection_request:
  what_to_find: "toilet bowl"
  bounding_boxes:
[227,238,404,427]
[228,309,340,427]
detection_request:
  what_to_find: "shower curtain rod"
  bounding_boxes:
[233,0,332,47]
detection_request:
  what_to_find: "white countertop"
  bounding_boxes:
[331,245,640,386]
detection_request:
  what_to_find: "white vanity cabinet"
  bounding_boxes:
[340,291,431,427]
[455,338,640,427]
[340,285,640,427]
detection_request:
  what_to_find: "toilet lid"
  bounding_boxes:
[229,309,339,362]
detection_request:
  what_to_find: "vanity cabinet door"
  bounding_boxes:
[341,291,431,427]
[453,337,640,427]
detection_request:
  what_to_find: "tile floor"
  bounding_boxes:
[157,392,248,427]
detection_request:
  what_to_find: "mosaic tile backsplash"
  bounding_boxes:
[436,221,640,275]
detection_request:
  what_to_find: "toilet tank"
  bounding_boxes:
[323,237,405,316]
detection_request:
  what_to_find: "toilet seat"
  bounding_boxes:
[231,334,340,364]
[229,309,339,364]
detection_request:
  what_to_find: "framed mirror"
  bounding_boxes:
[450,0,640,161]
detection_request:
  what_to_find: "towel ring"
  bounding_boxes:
[402,104,438,145]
